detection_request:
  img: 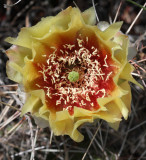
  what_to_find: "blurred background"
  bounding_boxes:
[0,0,146,160]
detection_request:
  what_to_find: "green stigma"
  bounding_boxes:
[68,71,79,83]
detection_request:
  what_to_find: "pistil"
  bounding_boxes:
[68,71,79,83]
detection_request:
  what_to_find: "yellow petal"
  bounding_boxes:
[23,59,40,91]
[5,31,32,49]
[96,100,122,123]
[115,98,129,119]
[71,117,93,142]
[6,45,32,66]
[5,7,83,48]
[33,115,50,128]
[119,62,143,88]
[6,45,32,83]
[21,89,45,116]
[109,121,120,130]
[82,7,96,25]
[97,85,127,107]
[99,22,123,41]
[6,62,23,83]
[21,94,41,116]
[49,111,73,135]
[97,21,110,31]
[113,35,129,65]
[119,81,132,112]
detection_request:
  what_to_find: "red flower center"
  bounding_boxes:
[32,28,119,115]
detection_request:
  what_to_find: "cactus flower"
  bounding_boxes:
[5,7,141,142]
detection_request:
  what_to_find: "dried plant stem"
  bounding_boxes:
[134,63,146,72]
[126,2,146,34]
[4,0,22,8]
[92,0,99,22]
[11,0,34,25]
[2,91,17,94]
[98,121,104,147]
[117,115,134,158]
[49,131,53,145]
[7,117,25,135]
[113,1,122,23]
[0,111,21,130]
[81,122,102,160]
[30,126,39,160]
[126,0,146,10]
[0,101,31,117]
[128,132,146,160]
[103,125,109,149]
[137,150,146,160]
[131,73,141,77]
[87,127,109,160]
[11,146,45,158]
[128,120,146,133]
[43,131,54,160]
[131,58,146,64]
[0,84,18,87]
[26,115,37,160]
[0,99,14,123]
[134,64,146,87]
[0,101,21,112]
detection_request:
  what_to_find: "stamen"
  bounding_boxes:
[77,38,83,47]
[66,44,75,50]
[105,72,112,81]
[36,84,41,88]
[103,55,108,67]
[86,37,88,43]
